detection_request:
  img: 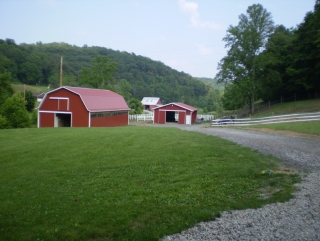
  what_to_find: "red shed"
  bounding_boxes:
[38,86,130,128]
[152,102,197,125]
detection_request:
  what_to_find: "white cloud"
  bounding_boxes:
[196,44,212,55]
[178,0,223,30]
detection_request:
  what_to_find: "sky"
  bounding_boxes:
[0,0,316,78]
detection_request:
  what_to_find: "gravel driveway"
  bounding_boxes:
[155,124,320,241]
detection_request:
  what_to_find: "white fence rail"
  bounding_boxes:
[196,115,214,121]
[211,112,320,126]
[129,114,153,121]
[129,114,214,122]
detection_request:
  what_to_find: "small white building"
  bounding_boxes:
[141,97,162,110]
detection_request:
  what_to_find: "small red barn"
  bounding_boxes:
[38,86,130,128]
[152,102,197,125]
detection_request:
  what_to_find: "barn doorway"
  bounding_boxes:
[166,111,176,123]
[55,113,71,127]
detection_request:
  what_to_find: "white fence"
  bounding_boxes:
[129,114,153,121]
[129,114,214,122]
[211,112,320,126]
[196,115,214,121]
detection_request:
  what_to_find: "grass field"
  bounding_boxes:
[0,126,300,241]
[252,98,320,118]
[11,83,49,94]
[246,121,320,136]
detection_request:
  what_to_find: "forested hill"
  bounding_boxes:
[196,77,225,92]
[0,39,221,109]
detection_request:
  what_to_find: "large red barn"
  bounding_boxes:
[152,102,197,125]
[38,86,130,128]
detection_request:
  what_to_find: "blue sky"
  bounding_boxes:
[0,0,316,78]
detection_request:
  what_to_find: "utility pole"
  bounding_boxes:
[60,56,63,87]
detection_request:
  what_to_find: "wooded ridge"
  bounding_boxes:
[0,39,221,110]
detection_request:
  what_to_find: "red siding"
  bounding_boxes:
[191,111,197,124]
[39,88,89,127]
[91,114,128,127]
[40,113,54,127]
[178,112,186,124]
[39,87,129,128]
[59,99,68,111]
[153,103,197,125]
[159,111,166,124]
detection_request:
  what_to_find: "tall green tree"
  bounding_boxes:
[24,90,36,112]
[257,25,295,100]
[287,0,320,96]
[216,4,274,113]
[0,71,14,107]
[1,93,30,128]
[79,55,117,89]
[115,79,132,102]
[221,83,247,110]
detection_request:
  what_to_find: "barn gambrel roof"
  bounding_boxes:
[152,102,197,111]
[39,86,130,112]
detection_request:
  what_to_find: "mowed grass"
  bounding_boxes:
[247,121,320,136]
[0,127,300,241]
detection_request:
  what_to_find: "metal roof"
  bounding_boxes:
[141,97,161,105]
[40,86,130,112]
[152,102,197,112]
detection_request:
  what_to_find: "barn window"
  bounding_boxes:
[91,111,127,118]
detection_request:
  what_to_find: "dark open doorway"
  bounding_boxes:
[56,113,71,127]
[166,111,176,122]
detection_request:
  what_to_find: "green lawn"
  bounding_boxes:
[0,127,300,241]
[247,121,320,136]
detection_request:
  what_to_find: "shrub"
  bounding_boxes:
[0,93,30,128]
[0,114,7,129]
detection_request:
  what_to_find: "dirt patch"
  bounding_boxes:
[244,128,320,139]
[274,165,298,174]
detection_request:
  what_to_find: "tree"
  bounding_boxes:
[221,83,247,110]
[79,55,118,89]
[287,0,320,97]
[0,93,30,128]
[0,71,14,107]
[0,114,7,129]
[257,25,295,100]
[129,98,143,114]
[216,4,274,113]
[24,90,36,112]
[115,79,132,102]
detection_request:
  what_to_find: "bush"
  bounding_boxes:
[0,93,30,128]
[31,109,38,125]
[0,115,7,129]
[129,98,143,114]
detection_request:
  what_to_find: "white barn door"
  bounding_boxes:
[186,115,191,125]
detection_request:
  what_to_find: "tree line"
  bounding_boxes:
[216,0,320,113]
[0,39,222,113]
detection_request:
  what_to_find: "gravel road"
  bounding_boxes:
[156,124,320,241]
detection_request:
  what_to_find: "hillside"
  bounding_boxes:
[0,39,220,109]
[241,99,320,118]
[196,77,225,92]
